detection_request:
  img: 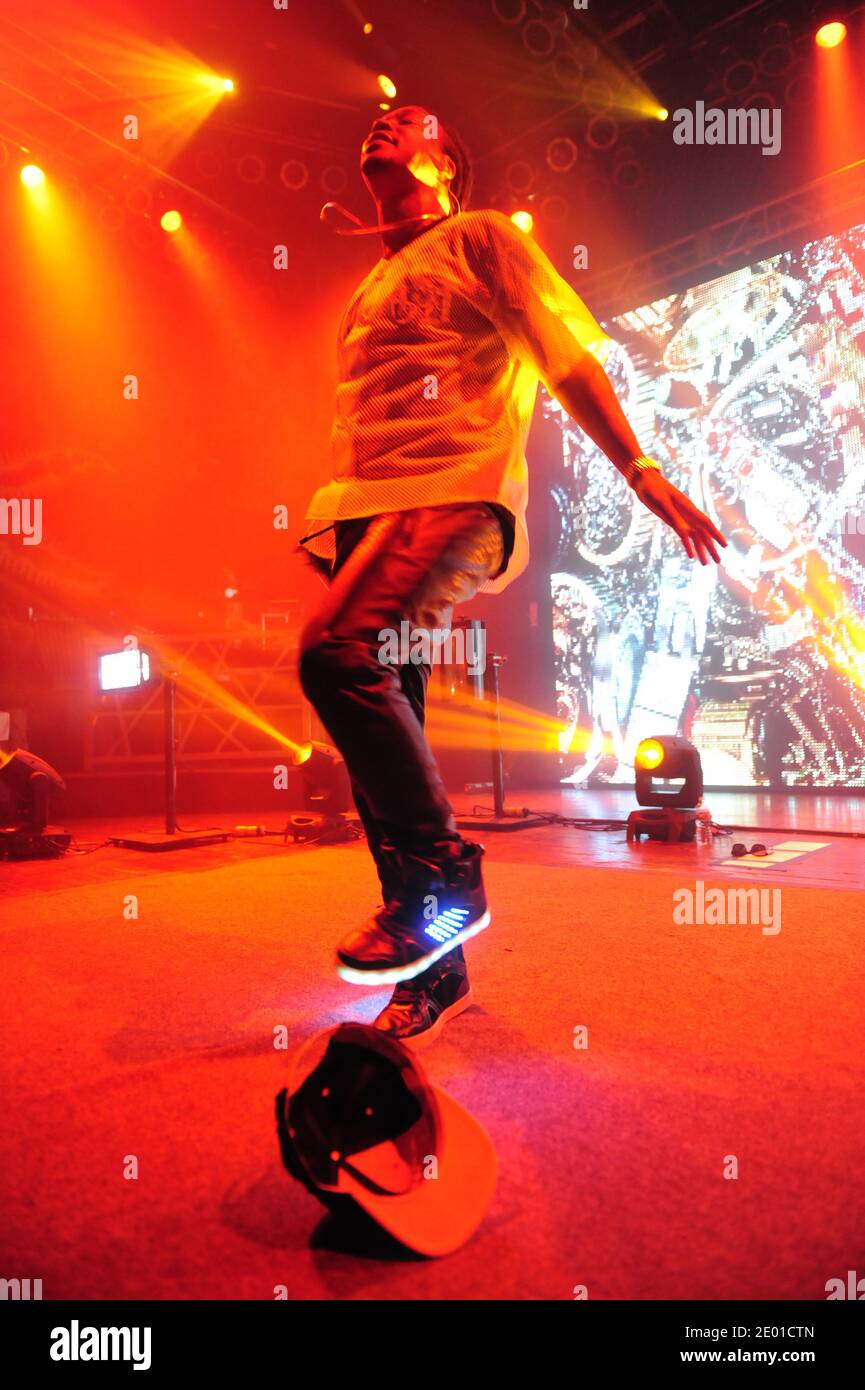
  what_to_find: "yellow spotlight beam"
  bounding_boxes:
[146,637,306,758]
[423,686,575,754]
[425,706,593,755]
[0,72,253,228]
[432,685,571,733]
[479,41,667,161]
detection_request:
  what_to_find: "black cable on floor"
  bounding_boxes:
[703,822,865,840]
[465,805,862,842]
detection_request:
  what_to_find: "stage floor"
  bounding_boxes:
[1,788,863,1299]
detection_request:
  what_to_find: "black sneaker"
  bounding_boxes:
[373,949,472,1049]
[337,840,489,985]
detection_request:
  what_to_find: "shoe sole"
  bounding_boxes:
[337,911,491,986]
[397,986,475,1051]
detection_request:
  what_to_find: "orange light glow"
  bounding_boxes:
[377,74,397,99]
[196,72,235,96]
[511,210,534,234]
[813,15,856,182]
[51,22,241,168]
[160,209,182,232]
[635,739,665,770]
[20,164,45,188]
[815,21,847,48]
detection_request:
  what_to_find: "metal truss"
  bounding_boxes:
[87,630,309,769]
[580,157,865,317]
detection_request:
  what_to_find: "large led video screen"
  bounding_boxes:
[549,222,865,788]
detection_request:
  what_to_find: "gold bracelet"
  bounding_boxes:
[624,454,663,489]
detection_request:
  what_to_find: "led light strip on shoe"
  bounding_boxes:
[425,907,470,943]
[338,912,491,986]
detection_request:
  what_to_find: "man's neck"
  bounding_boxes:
[375,188,447,257]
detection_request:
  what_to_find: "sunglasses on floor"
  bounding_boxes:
[730,842,769,858]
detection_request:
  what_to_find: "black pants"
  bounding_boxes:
[298,503,505,898]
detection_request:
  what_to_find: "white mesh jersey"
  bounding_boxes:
[302,208,611,592]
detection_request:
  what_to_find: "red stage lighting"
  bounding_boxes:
[815,21,847,48]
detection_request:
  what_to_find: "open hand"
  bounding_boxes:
[634,472,726,565]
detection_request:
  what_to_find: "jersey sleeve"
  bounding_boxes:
[461,210,613,392]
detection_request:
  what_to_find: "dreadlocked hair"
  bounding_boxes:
[439,121,473,212]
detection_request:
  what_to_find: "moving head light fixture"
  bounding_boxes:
[627,735,711,844]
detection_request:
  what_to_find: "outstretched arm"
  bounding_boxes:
[471,211,726,566]
[551,352,726,566]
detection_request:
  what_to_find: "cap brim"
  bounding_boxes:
[337,1083,497,1257]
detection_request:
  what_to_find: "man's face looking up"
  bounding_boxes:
[360,105,455,211]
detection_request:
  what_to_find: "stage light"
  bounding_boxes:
[379,101,391,111]
[160,209,182,232]
[613,156,645,192]
[506,159,534,194]
[546,136,577,174]
[99,648,151,691]
[587,113,619,151]
[321,164,347,195]
[363,21,373,34]
[511,210,534,233]
[280,158,309,190]
[290,741,353,841]
[20,164,45,188]
[377,74,397,99]
[815,21,846,48]
[628,736,708,844]
[297,743,350,812]
[635,738,664,770]
[198,72,235,95]
[656,106,669,121]
[0,748,65,835]
[634,736,702,806]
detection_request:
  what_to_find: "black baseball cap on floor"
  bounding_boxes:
[277,1022,497,1256]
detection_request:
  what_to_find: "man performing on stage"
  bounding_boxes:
[298,105,725,1046]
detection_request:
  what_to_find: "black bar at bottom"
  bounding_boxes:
[4,1298,862,1374]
